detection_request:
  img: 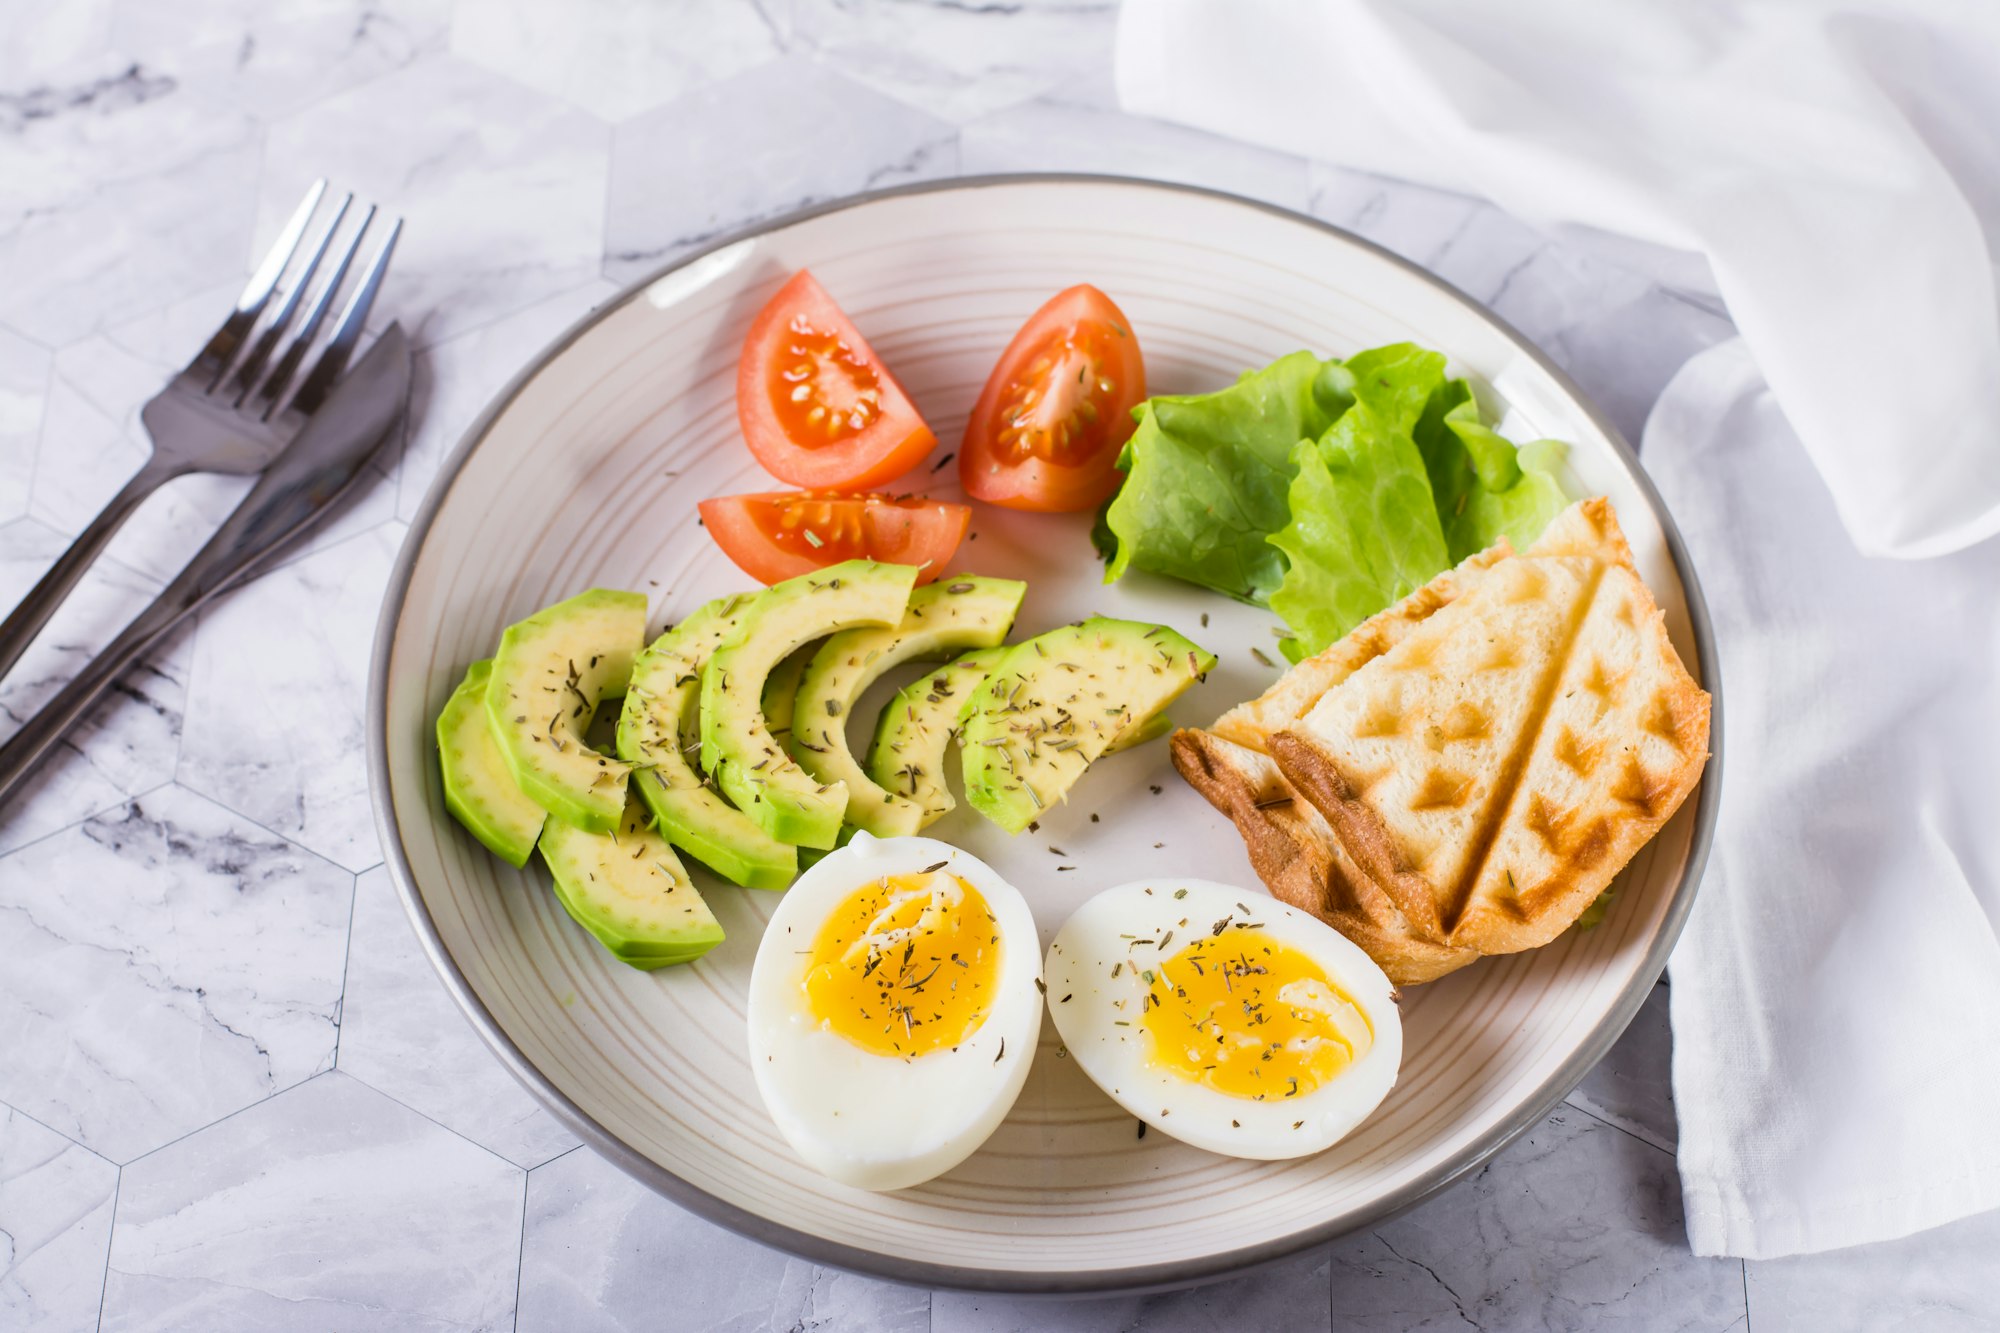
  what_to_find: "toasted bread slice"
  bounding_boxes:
[1524,495,1635,566]
[1179,496,1709,980]
[1448,563,1710,952]
[1273,555,1604,940]
[1170,728,1479,984]
[1210,541,1513,752]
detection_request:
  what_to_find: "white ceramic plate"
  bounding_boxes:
[369,177,1718,1294]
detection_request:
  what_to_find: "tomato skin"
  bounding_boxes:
[737,270,938,491]
[960,285,1147,513]
[699,492,971,586]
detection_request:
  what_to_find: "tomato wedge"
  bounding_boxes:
[699,492,971,586]
[737,270,937,490]
[960,285,1146,513]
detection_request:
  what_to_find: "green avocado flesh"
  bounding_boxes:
[538,794,723,967]
[437,659,547,866]
[700,559,918,849]
[615,595,797,891]
[487,589,648,835]
[960,618,1216,833]
[789,575,1026,838]
[759,644,812,745]
[866,646,1007,831]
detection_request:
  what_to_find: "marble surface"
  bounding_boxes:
[0,2,1990,1329]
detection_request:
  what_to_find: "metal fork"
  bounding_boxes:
[0,179,401,679]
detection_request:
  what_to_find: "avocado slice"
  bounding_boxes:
[487,589,648,835]
[780,575,1024,836]
[759,643,813,746]
[436,659,547,866]
[616,595,797,891]
[538,794,724,968]
[700,559,918,848]
[866,646,1008,831]
[864,639,1175,834]
[960,617,1216,833]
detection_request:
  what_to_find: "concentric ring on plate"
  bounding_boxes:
[367,175,1720,1294]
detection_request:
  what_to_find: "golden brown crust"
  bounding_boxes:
[1174,497,1713,983]
[1171,729,1479,985]
[1209,541,1513,752]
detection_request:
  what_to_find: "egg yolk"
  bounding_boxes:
[803,871,1001,1059]
[1139,936,1373,1101]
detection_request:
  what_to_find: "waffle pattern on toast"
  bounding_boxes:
[1173,497,1710,982]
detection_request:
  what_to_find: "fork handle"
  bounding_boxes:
[0,506,248,800]
[0,458,181,682]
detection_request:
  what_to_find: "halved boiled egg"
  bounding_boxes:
[1045,879,1401,1159]
[746,831,1043,1190]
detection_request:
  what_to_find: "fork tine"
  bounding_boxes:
[248,204,375,414]
[189,179,326,383]
[289,217,402,417]
[223,192,353,400]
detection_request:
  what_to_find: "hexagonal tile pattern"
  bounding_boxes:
[397,277,619,520]
[0,0,118,87]
[0,517,188,857]
[111,0,453,120]
[0,1107,119,1333]
[339,867,578,1168]
[1567,982,1677,1153]
[1321,1107,1743,1331]
[932,1245,1332,1332]
[959,97,1312,212]
[517,1144,930,1333]
[1305,162,1736,446]
[256,56,610,347]
[0,62,261,349]
[793,0,1119,124]
[451,0,785,123]
[100,1072,523,1332]
[0,326,49,526]
[604,57,958,284]
[177,521,405,872]
[0,785,350,1163]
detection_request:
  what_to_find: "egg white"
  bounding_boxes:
[1044,879,1402,1160]
[746,831,1044,1191]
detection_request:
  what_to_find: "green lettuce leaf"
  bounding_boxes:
[1266,345,1454,659]
[1100,351,1348,603]
[1419,382,1571,560]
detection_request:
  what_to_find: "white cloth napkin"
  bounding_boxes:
[1644,341,2000,1258]
[1117,0,2000,561]
[1117,0,2000,1257]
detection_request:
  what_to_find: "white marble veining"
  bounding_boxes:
[1324,1106,1744,1332]
[1569,982,1678,1155]
[451,0,786,124]
[604,56,959,284]
[959,96,1313,212]
[397,277,618,519]
[253,56,611,348]
[0,327,46,525]
[518,1143,929,1333]
[175,521,404,871]
[339,866,578,1168]
[792,0,1122,124]
[0,517,187,856]
[0,1106,119,1333]
[113,0,454,120]
[101,1071,523,1332]
[0,59,261,350]
[2,1,1994,1327]
[0,784,350,1162]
